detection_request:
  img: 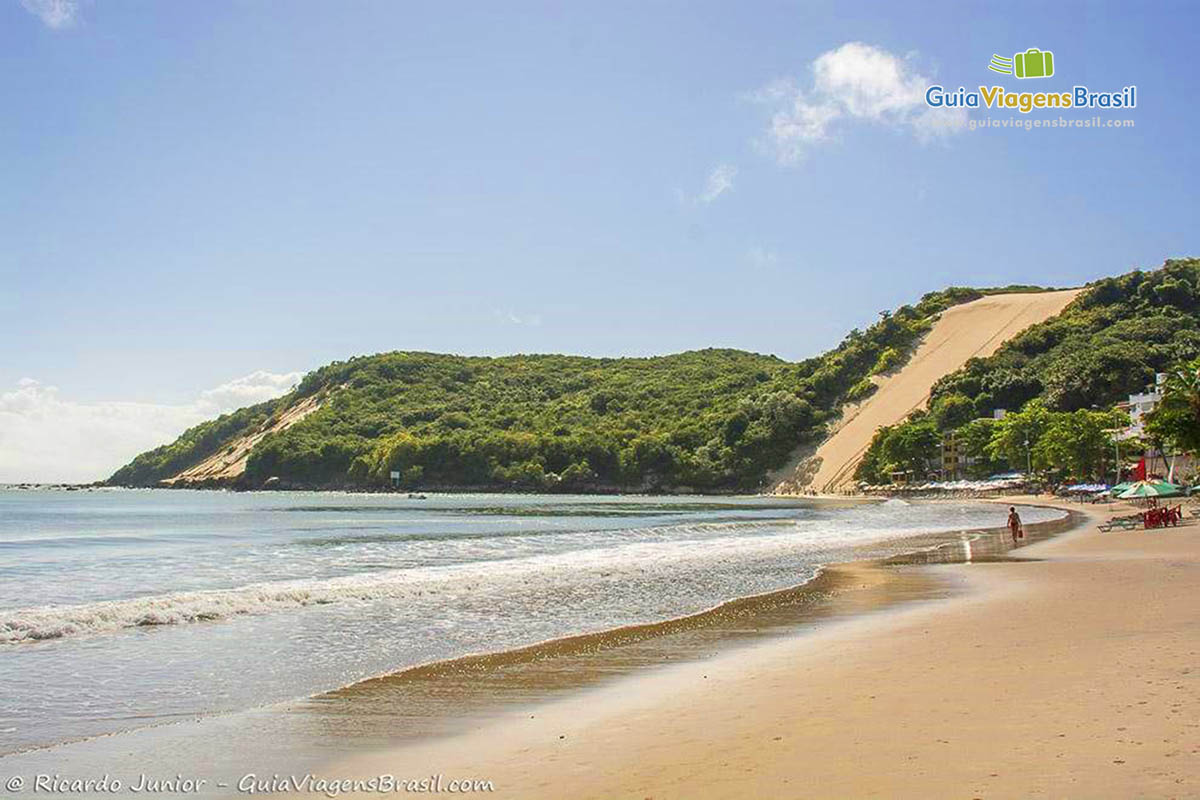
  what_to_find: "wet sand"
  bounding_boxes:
[291,508,1074,749]
[327,498,1199,798]
[0,500,1073,797]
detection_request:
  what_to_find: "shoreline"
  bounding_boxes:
[316,503,1077,688]
[2,483,812,497]
[5,496,1192,799]
[0,498,1067,772]
[320,497,1199,798]
[293,505,1076,749]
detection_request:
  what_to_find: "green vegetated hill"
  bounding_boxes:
[856,258,1200,484]
[109,286,1033,492]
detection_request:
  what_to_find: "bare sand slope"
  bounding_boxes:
[775,289,1081,494]
[164,393,324,484]
[330,501,1200,799]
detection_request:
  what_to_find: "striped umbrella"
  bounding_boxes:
[1118,480,1183,499]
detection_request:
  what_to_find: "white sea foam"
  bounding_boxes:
[1,492,1072,758]
[3,526,797,642]
[0,504,1063,644]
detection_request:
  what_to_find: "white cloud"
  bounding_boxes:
[492,309,542,327]
[753,42,965,164]
[696,164,738,205]
[20,0,80,29]
[198,370,303,409]
[746,246,779,267]
[0,370,302,484]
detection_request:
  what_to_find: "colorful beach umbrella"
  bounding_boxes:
[1118,480,1183,499]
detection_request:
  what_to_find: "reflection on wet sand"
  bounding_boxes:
[290,510,1079,749]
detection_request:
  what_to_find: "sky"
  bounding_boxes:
[2,0,1198,482]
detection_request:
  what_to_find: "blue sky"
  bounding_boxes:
[2,0,1198,480]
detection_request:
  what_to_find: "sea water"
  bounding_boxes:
[0,489,1062,754]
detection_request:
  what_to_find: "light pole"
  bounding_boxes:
[1024,438,1031,480]
[1103,427,1125,508]
[1114,436,1121,485]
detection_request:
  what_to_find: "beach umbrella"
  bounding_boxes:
[1118,480,1183,499]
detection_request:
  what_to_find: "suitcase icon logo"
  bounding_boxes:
[988,48,1055,79]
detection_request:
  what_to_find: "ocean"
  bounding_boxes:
[0,488,1063,756]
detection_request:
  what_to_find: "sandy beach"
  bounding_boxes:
[327,498,1199,799]
[9,7,1200,800]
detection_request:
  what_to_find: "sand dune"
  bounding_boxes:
[774,289,1081,494]
[163,393,324,484]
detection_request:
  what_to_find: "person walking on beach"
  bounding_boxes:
[1008,506,1024,544]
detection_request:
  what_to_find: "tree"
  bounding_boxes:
[1145,356,1200,454]
[956,417,1005,477]
[558,460,597,489]
[987,399,1051,470]
[878,418,940,479]
[872,347,904,375]
[1032,409,1121,480]
[931,393,976,431]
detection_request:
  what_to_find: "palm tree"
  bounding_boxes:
[1148,357,1200,457]
[1168,357,1200,421]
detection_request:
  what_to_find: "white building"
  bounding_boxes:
[1116,372,1166,440]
